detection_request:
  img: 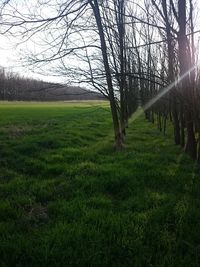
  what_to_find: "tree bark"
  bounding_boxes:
[89,0,123,150]
[178,0,196,158]
[162,0,181,145]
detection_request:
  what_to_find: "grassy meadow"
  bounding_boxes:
[0,101,200,267]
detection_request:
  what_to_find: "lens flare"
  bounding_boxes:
[130,64,197,123]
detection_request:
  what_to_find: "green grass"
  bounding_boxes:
[0,102,200,267]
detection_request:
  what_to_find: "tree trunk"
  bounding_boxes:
[178,0,196,158]
[162,0,181,145]
[172,97,181,145]
[90,0,123,150]
[197,132,200,163]
[184,111,196,158]
[180,107,185,147]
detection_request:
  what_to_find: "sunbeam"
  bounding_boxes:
[130,63,198,123]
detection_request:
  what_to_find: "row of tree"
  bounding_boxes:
[0,67,104,101]
[1,0,200,161]
[142,0,200,162]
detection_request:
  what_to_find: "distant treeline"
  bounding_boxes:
[0,67,105,101]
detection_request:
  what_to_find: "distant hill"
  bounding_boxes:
[33,85,106,101]
[0,67,106,101]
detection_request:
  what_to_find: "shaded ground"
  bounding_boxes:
[0,102,200,267]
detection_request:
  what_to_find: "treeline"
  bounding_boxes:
[140,1,200,162]
[0,67,104,101]
[1,0,200,161]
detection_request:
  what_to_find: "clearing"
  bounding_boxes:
[0,102,200,267]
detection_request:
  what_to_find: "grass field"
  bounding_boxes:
[0,102,200,267]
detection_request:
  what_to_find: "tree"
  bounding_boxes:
[1,0,140,149]
[1,0,200,159]
[150,0,199,158]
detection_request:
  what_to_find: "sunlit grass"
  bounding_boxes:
[0,102,200,267]
[0,100,109,108]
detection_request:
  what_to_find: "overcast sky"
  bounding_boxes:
[0,0,200,83]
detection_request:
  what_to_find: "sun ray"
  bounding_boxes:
[130,63,198,123]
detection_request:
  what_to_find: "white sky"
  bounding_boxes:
[0,0,200,83]
[0,0,64,83]
[0,36,50,80]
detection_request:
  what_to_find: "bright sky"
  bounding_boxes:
[0,35,64,83]
[0,36,48,80]
[0,0,200,83]
[0,0,63,82]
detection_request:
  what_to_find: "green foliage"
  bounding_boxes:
[0,102,200,266]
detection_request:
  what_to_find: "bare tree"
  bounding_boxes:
[1,0,200,159]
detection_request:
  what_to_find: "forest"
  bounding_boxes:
[0,67,104,101]
[0,0,200,266]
